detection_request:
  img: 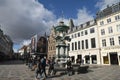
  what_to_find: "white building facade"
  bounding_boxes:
[67,20,101,65]
[97,2,120,65]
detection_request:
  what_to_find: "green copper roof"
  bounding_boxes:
[54,25,69,32]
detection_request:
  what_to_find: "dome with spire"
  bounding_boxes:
[54,21,69,32]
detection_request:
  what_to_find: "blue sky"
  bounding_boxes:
[39,0,98,18]
[0,0,119,52]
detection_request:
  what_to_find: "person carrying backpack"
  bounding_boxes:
[41,57,47,78]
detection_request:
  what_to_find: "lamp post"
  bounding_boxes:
[89,53,92,64]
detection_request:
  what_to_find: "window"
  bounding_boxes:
[91,55,97,64]
[100,21,104,25]
[102,39,106,47]
[110,38,114,46]
[82,40,84,49]
[116,24,120,32]
[68,44,70,51]
[78,41,80,49]
[118,36,120,45]
[85,30,88,35]
[78,33,80,37]
[51,46,52,50]
[113,6,119,12]
[90,28,95,33]
[49,47,50,50]
[71,35,73,39]
[75,42,77,50]
[91,38,96,48]
[107,18,111,23]
[85,55,90,64]
[115,15,120,20]
[51,47,52,50]
[81,31,84,36]
[72,43,74,51]
[74,34,77,38]
[101,29,105,35]
[108,27,113,33]
[85,39,88,49]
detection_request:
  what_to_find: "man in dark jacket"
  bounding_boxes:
[66,59,72,76]
[41,57,47,78]
[35,58,42,80]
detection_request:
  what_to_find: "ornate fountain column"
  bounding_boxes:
[54,21,71,64]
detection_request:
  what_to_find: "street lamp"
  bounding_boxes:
[89,53,91,64]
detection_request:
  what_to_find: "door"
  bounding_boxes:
[110,52,118,65]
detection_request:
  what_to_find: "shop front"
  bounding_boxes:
[109,52,118,65]
[102,52,119,65]
[84,54,97,64]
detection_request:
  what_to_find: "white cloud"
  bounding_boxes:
[56,7,94,26]
[74,7,94,25]
[13,39,31,52]
[13,48,18,53]
[0,0,56,44]
[96,0,120,10]
[0,0,94,51]
[21,40,31,46]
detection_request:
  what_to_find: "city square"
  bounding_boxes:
[1,0,120,80]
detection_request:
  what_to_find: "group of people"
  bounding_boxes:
[26,57,85,79]
[27,56,55,80]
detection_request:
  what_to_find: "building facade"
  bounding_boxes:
[0,28,13,60]
[47,27,56,59]
[66,2,120,65]
[30,33,48,58]
[67,19,101,65]
[97,2,120,65]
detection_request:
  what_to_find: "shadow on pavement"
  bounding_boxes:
[47,70,93,79]
[0,60,24,65]
[47,72,66,79]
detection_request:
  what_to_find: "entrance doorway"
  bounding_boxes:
[85,55,90,64]
[71,56,75,63]
[76,55,82,64]
[110,52,118,65]
[91,55,97,64]
[77,55,82,60]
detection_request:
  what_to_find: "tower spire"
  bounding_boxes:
[69,19,74,31]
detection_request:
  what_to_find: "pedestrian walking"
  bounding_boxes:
[28,57,32,69]
[31,57,37,71]
[35,58,42,80]
[41,57,47,78]
[66,59,73,76]
[48,58,55,76]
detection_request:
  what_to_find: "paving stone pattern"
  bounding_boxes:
[0,60,120,80]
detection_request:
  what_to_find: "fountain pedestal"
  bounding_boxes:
[54,21,71,67]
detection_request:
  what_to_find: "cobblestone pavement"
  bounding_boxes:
[0,60,120,80]
[0,60,35,80]
[52,65,120,80]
